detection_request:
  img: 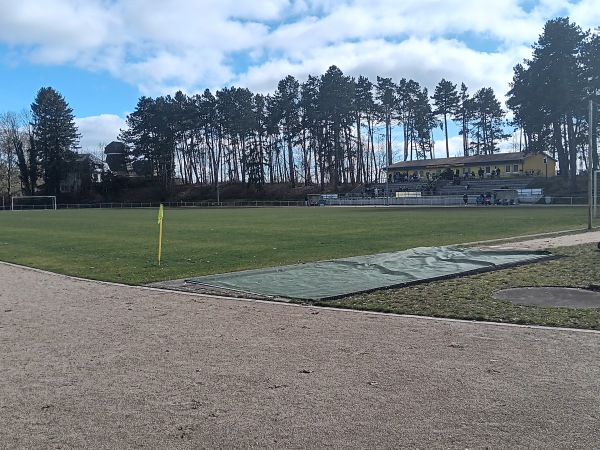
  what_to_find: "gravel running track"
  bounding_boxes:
[1,231,600,449]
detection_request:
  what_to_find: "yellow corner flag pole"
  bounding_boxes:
[157,204,164,265]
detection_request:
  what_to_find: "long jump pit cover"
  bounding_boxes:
[186,246,552,301]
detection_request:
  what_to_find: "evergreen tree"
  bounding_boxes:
[454,83,473,156]
[30,87,80,196]
[320,66,354,189]
[248,93,268,187]
[582,30,600,170]
[272,75,301,187]
[195,89,221,185]
[432,79,459,158]
[469,87,509,155]
[413,87,437,160]
[354,75,375,183]
[375,77,396,165]
[507,17,589,186]
[299,76,322,186]
[119,95,177,187]
[170,91,201,185]
[398,79,430,161]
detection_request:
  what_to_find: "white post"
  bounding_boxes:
[595,170,599,219]
[589,100,594,230]
[385,170,389,206]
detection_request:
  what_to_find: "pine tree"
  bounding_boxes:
[507,17,589,186]
[432,79,459,158]
[582,30,600,170]
[454,83,473,157]
[299,76,322,186]
[375,77,396,165]
[354,75,375,183]
[470,87,509,155]
[272,75,301,187]
[320,66,354,189]
[30,87,80,196]
[119,95,177,188]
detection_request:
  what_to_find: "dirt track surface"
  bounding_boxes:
[484,229,600,250]
[2,261,600,449]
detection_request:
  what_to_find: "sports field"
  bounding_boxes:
[1,205,599,328]
[1,207,600,448]
[0,205,591,284]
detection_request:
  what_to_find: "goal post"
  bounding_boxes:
[11,196,57,211]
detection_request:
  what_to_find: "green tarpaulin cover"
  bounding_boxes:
[186,246,550,300]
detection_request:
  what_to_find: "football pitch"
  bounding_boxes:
[0,205,591,284]
[3,208,599,449]
[1,204,599,328]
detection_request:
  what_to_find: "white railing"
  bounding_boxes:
[1,196,590,210]
[52,200,304,209]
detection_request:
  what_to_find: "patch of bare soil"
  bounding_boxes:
[1,261,600,449]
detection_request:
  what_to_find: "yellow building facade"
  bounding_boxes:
[385,152,556,181]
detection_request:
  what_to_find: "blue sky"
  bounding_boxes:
[0,0,598,157]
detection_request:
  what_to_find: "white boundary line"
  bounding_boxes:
[2,260,600,335]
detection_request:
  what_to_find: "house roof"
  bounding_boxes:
[105,141,127,154]
[77,153,104,165]
[384,152,555,171]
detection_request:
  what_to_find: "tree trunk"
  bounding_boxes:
[287,134,295,188]
[356,116,363,184]
[553,119,569,178]
[443,113,450,158]
[566,113,578,189]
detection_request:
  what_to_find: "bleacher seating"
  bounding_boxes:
[365,176,535,198]
[438,177,535,196]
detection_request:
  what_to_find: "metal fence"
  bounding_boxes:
[56,200,304,209]
[322,195,591,207]
[1,196,591,210]
[541,196,589,205]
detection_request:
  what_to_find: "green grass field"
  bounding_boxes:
[1,205,599,329]
[331,244,600,329]
[0,205,591,284]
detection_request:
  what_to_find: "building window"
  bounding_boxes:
[485,166,491,174]
[505,165,511,173]
[513,164,519,173]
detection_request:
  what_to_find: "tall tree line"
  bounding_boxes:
[507,17,599,187]
[5,18,593,196]
[0,87,80,197]
[119,66,508,189]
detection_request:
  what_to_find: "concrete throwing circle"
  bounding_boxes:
[494,287,600,309]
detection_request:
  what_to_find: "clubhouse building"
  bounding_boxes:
[384,152,556,182]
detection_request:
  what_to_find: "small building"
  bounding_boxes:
[384,152,556,181]
[104,141,130,176]
[104,141,154,178]
[60,154,109,194]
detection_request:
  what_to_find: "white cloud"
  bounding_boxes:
[563,0,600,31]
[75,114,126,153]
[237,36,521,104]
[1,0,597,110]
